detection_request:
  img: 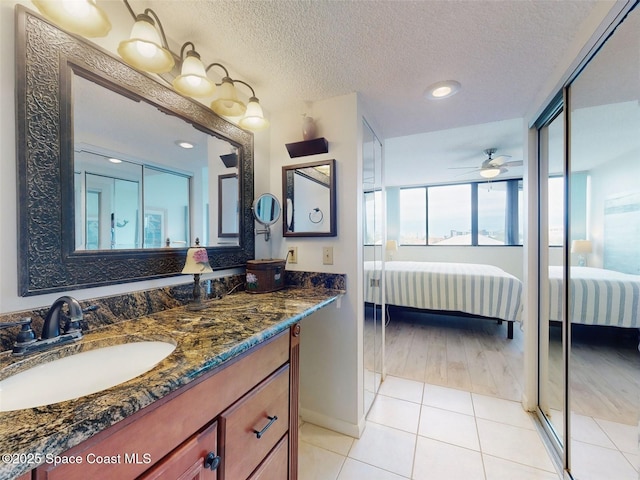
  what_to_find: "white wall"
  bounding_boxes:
[267,93,364,436]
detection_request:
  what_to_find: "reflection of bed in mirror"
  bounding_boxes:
[548,266,640,330]
[364,261,523,338]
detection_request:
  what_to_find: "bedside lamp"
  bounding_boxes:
[571,240,592,267]
[182,239,213,311]
[386,240,398,261]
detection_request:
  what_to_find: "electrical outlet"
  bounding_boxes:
[322,246,333,265]
[288,247,298,264]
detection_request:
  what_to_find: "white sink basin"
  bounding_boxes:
[0,341,176,412]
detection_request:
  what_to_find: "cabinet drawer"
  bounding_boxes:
[248,434,289,480]
[220,365,289,480]
[139,421,218,480]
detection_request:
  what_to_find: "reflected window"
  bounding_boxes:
[364,190,382,245]
[548,176,564,246]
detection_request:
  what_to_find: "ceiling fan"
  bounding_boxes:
[450,148,523,179]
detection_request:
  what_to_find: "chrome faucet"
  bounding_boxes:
[0,296,97,356]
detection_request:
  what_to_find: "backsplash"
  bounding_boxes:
[285,271,346,290]
[0,271,346,352]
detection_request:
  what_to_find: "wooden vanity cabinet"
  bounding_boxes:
[219,365,290,480]
[138,421,218,480]
[32,324,301,480]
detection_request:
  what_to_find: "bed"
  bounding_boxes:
[364,261,523,338]
[547,266,640,329]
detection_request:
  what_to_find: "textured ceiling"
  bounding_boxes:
[127,0,603,139]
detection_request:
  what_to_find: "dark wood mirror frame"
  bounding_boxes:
[282,159,336,237]
[15,7,255,296]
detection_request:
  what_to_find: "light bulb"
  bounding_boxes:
[135,40,158,58]
[431,86,452,98]
[62,0,91,17]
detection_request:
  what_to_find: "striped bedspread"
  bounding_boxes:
[548,266,640,328]
[364,261,523,322]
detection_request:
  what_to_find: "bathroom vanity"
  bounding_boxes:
[0,287,342,480]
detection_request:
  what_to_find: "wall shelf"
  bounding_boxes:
[285,137,329,158]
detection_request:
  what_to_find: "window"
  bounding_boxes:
[428,184,471,245]
[399,187,426,244]
[396,179,522,246]
[478,182,507,244]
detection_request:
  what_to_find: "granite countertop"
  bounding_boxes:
[0,287,343,480]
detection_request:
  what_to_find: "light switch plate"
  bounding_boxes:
[322,247,333,265]
[288,247,298,264]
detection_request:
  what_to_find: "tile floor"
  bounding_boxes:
[547,409,639,480]
[299,375,563,479]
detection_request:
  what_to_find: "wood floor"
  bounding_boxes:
[375,306,640,425]
[381,307,524,402]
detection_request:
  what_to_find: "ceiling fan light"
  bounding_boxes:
[173,51,216,97]
[33,0,111,37]
[118,14,175,73]
[480,167,500,179]
[211,77,247,117]
[239,97,270,131]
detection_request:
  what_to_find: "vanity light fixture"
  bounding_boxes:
[210,75,247,117]
[424,80,461,100]
[236,82,270,131]
[181,238,213,311]
[32,0,111,37]
[172,43,216,98]
[120,0,266,130]
[108,157,123,164]
[117,8,174,74]
[34,0,270,131]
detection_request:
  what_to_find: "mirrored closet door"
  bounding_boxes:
[363,119,384,414]
[536,4,639,478]
[566,5,639,479]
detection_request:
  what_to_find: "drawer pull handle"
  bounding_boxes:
[254,415,278,439]
[204,452,220,471]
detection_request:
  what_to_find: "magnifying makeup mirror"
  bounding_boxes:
[253,193,281,241]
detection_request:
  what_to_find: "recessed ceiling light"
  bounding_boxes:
[108,157,122,164]
[424,80,461,100]
[176,140,195,149]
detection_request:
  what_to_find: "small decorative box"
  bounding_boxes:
[246,259,286,293]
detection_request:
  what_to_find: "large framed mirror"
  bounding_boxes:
[16,7,254,295]
[282,159,336,237]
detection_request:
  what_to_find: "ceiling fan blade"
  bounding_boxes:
[447,166,477,170]
[502,160,523,167]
